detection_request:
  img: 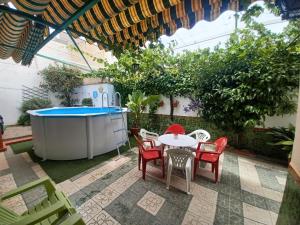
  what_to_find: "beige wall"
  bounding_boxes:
[291,88,300,176]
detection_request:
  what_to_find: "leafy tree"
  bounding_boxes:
[190,20,299,141]
[39,64,83,106]
[86,43,194,120]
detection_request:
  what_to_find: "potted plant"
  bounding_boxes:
[267,125,295,161]
[172,100,179,108]
[126,90,160,136]
[82,98,93,106]
[158,100,164,107]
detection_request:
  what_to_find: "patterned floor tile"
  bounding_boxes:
[262,187,283,202]
[255,165,286,192]
[21,152,33,163]
[137,191,165,216]
[86,210,120,225]
[93,186,120,208]
[78,198,103,223]
[243,203,273,225]
[2,194,27,214]
[0,143,288,225]
[188,196,216,223]
[244,218,266,225]
[269,211,278,225]
[182,211,213,225]
[31,164,47,178]
[57,179,80,196]
[0,174,16,195]
[0,152,9,171]
[275,176,286,186]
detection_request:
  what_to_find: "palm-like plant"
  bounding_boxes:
[126,90,159,128]
[267,124,295,159]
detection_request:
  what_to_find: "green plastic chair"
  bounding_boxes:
[0,176,85,225]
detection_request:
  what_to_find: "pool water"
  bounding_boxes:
[29,107,124,116]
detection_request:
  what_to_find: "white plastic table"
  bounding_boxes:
[158,134,197,148]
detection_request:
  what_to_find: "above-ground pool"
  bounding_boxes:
[28,107,128,160]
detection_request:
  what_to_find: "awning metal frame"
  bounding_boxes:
[0,2,104,70]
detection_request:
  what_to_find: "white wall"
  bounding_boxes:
[154,95,198,117]
[154,95,296,128]
[0,34,114,125]
[291,88,300,176]
[0,58,44,125]
[73,83,115,107]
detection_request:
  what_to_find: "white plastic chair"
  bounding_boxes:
[187,129,211,150]
[166,149,195,194]
[139,128,161,147]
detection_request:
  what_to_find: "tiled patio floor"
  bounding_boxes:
[0,146,287,225]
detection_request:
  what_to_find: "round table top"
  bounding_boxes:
[158,134,197,147]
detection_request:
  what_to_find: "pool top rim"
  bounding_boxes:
[27,106,128,117]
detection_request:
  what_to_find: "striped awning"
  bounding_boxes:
[0,0,266,65]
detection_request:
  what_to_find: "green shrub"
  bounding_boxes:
[81,98,93,106]
[18,98,52,125]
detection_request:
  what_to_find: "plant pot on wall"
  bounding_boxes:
[172,100,179,108]
[159,100,164,107]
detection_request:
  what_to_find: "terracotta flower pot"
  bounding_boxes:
[172,100,179,108]
[159,100,164,107]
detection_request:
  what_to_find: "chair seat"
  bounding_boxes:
[142,150,161,160]
[198,153,219,162]
[143,140,162,147]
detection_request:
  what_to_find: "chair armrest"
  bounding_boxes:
[12,201,67,225]
[200,151,220,155]
[60,213,85,225]
[196,142,214,151]
[145,131,159,137]
[0,177,56,201]
[187,131,196,137]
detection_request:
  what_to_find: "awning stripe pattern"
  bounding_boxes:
[0,0,261,65]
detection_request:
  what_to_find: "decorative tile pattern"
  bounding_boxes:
[78,198,103,222]
[181,211,213,225]
[255,165,286,192]
[87,210,120,225]
[73,156,130,189]
[93,187,120,208]
[137,191,165,216]
[57,179,80,196]
[0,144,289,225]
[2,194,27,214]
[0,174,17,195]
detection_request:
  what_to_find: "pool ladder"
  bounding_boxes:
[106,92,131,157]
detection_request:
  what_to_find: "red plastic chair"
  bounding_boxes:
[193,137,227,183]
[134,136,165,180]
[164,124,186,135]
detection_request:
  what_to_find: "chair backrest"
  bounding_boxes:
[167,149,194,169]
[164,124,185,135]
[214,137,228,154]
[134,135,146,155]
[188,129,210,142]
[139,128,158,140]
